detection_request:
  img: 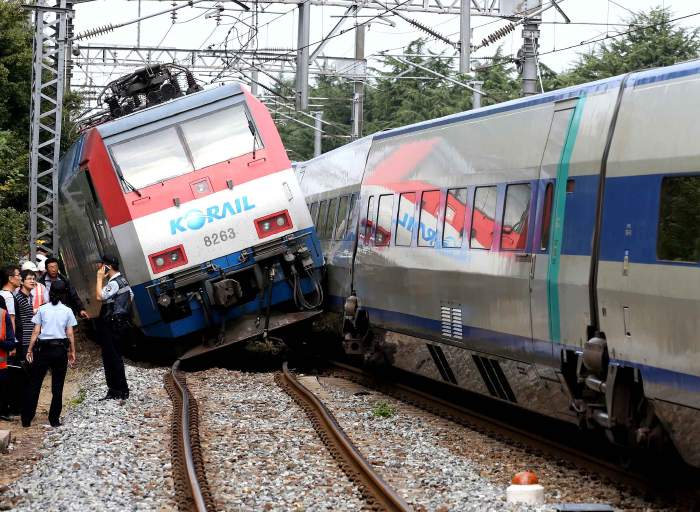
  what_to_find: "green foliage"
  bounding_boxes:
[657,177,700,262]
[0,207,27,266]
[371,401,395,418]
[0,130,29,210]
[69,388,87,407]
[0,1,33,139]
[555,7,700,88]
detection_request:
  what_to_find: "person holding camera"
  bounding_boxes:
[21,280,77,428]
[95,254,132,401]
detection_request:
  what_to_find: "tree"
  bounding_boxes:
[555,7,700,88]
[0,207,27,267]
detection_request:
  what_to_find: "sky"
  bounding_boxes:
[70,0,700,95]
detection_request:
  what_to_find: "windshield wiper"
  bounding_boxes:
[119,174,142,197]
[248,118,257,160]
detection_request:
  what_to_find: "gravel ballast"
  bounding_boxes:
[312,375,673,511]
[4,365,176,511]
[189,368,368,511]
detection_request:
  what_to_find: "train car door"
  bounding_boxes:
[529,99,583,366]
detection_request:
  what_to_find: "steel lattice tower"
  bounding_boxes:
[29,0,71,260]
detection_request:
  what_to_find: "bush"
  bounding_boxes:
[0,207,27,266]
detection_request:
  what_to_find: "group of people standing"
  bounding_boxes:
[0,254,132,428]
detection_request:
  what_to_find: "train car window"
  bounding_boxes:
[317,200,329,239]
[363,196,376,246]
[501,184,531,251]
[395,192,416,247]
[325,197,339,240]
[471,186,498,250]
[657,176,700,262]
[540,183,554,251]
[418,190,440,247]
[335,196,350,240]
[180,105,260,170]
[375,194,394,247]
[443,188,468,248]
[110,127,194,190]
[309,202,319,226]
[345,193,359,238]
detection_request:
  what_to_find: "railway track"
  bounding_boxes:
[164,361,216,512]
[327,360,700,510]
[276,362,411,512]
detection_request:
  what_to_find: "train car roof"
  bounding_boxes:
[373,58,700,142]
[96,83,245,139]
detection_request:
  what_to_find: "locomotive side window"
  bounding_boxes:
[501,183,531,251]
[364,196,376,245]
[540,183,554,251]
[110,127,194,190]
[309,202,319,226]
[395,192,416,247]
[317,200,329,239]
[325,197,339,240]
[657,175,700,262]
[418,190,440,247]
[180,105,260,170]
[471,186,498,250]
[375,194,394,247]
[335,195,350,240]
[443,188,468,248]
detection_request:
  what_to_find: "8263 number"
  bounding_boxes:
[203,228,236,247]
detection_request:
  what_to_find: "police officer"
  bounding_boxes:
[22,280,77,428]
[95,254,132,400]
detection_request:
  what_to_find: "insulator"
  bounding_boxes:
[75,23,115,41]
[404,18,453,46]
[477,22,516,49]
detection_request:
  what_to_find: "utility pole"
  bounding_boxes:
[29,0,69,259]
[520,0,541,96]
[458,0,470,74]
[295,1,310,110]
[313,111,323,157]
[351,22,365,140]
[470,80,483,109]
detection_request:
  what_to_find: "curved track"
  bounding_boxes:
[276,362,411,512]
[164,361,216,512]
[329,361,700,510]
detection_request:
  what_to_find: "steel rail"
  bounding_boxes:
[329,361,700,507]
[166,360,212,512]
[278,362,411,512]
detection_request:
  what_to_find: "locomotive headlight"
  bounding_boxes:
[149,245,188,273]
[254,210,293,239]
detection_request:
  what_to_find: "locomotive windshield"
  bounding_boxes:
[109,104,260,190]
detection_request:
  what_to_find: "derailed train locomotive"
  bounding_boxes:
[58,66,323,349]
[296,59,700,467]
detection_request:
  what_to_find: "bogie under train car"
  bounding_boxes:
[59,82,323,346]
[296,59,700,467]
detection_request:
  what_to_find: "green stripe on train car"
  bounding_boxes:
[547,96,587,343]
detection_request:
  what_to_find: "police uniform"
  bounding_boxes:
[98,265,132,400]
[21,284,77,428]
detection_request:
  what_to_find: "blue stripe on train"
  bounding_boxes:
[132,227,322,339]
[328,297,700,395]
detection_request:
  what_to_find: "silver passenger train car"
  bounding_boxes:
[296,59,700,467]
